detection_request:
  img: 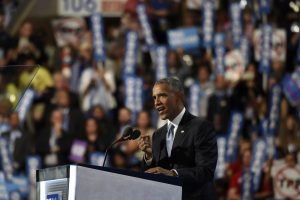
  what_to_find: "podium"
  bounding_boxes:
[36,164,182,200]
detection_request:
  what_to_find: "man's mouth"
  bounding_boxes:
[157,107,166,114]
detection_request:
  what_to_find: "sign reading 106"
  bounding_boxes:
[59,0,101,16]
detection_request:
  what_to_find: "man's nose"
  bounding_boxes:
[154,98,161,106]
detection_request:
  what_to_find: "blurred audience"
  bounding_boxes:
[0,1,299,199]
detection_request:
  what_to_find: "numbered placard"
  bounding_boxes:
[58,0,101,16]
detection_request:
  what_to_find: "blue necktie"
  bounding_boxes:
[166,124,175,157]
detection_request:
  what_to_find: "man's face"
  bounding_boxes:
[152,83,182,121]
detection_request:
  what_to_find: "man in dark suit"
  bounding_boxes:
[138,77,218,200]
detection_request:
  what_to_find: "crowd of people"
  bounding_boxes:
[0,0,300,199]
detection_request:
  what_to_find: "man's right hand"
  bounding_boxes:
[138,135,152,160]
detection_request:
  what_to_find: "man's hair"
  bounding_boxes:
[155,77,184,93]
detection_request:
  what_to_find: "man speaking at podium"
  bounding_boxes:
[138,77,218,200]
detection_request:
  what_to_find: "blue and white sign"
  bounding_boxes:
[259,24,272,74]
[58,0,101,16]
[241,170,254,200]
[136,4,155,47]
[0,138,13,181]
[12,175,29,198]
[215,137,227,179]
[251,139,267,192]
[260,118,276,158]
[155,46,168,81]
[123,31,139,77]
[214,33,225,74]
[259,0,271,15]
[124,76,143,113]
[91,13,106,62]
[297,38,300,62]
[254,29,286,63]
[15,89,35,123]
[167,27,200,50]
[230,3,242,48]
[226,112,244,162]
[202,0,214,49]
[188,83,201,116]
[282,68,300,107]
[268,84,281,135]
[240,36,250,66]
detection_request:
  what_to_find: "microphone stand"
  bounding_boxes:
[102,141,117,167]
[102,129,140,167]
[102,135,130,167]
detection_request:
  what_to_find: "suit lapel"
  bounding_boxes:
[157,125,168,160]
[171,112,193,153]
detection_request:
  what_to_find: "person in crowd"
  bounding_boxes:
[1,112,30,173]
[278,114,300,153]
[230,64,263,138]
[271,151,300,200]
[79,62,116,113]
[11,21,46,64]
[89,104,115,145]
[82,117,110,158]
[138,77,218,200]
[0,0,16,28]
[18,53,53,94]
[189,62,214,118]
[54,88,84,139]
[227,146,272,200]
[0,9,12,66]
[69,41,92,93]
[124,110,155,161]
[207,75,232,135]
[34,71,79,109]
[36,109,71,168]
[226,139,252,178]
[115,107,132,139]
[168,50,191,82]
[32,71,70,137]
[227,149,252,200]
[109,146,129,169]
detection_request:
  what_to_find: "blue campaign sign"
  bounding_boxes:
[297,38,300,62]
[202,0,214,49]
[259,24,272,74]
[167,27,200,50]
[226,112,244,163]
[282,69,300,106]
[90,13,106,62]
[259,0,271,15]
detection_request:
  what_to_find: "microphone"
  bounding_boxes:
[102,127,141,167]
[131,129,141,140]
[116,126,134,143]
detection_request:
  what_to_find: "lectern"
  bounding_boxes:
[36,165,182,200]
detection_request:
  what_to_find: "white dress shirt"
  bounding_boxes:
[145,107,186,168]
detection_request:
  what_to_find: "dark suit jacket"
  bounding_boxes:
[2,129,30,173]
[207,93,232,134]
[150,111,218,200]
